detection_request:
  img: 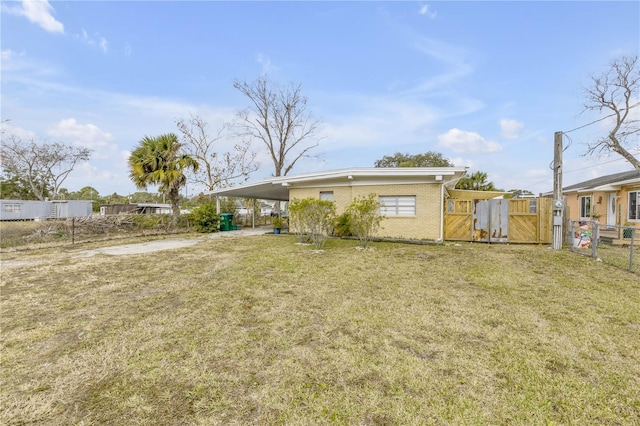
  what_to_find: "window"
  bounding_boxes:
[3,204,21,213]
[579,196,592,219]
[320,191,334,201]
[379,195,416,216]
[629,191,639,221]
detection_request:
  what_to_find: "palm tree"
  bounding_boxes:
[455,171,498,191]
[128,133,199,224]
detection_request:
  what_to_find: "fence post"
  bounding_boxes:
[591,220,598,258]
[630,228,635,272]
[569,221,575,252]
[72,217,75,245]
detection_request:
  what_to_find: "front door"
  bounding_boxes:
[607,194,617,227]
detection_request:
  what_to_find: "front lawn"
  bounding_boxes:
[1,236,638,424]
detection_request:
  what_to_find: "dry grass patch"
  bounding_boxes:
[1,236,639,424]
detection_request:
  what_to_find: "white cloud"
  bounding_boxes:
[256,53,277,74]
[0,122,38,140]
[1,49,19,62]
[437,128,502,154]
[318,97,440,152]
[418,4,437,19]
[408,38,473,94]
[48,118,113,148]
[77,29,109,54]
[99,37,109,54]
[5,0,64,34]
[499,118,524,140]
[449,156,474,169]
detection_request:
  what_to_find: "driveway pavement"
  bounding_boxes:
[80,227,269,257]
[1,228,270,269]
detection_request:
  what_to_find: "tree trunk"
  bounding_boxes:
[169,187,180,226]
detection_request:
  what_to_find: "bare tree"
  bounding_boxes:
[233,77,321,177]
[0,133,92,200]
[583,55,640,169]
[176,114,258,191]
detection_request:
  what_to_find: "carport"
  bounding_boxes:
[205,179,291,229]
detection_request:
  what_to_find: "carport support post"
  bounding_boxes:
[552,131,563,250]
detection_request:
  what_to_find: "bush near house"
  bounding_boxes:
[344,194,383,248]
[289,197,336,249]
[333,212,352,237]
[188,202,220,233]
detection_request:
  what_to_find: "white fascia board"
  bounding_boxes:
[273,167,468,186]
[290,178,445,189]
[567,177,640,194]
[587,184,622,192]
[615,177,640,187]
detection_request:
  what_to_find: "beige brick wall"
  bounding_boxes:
[288,183,443,240]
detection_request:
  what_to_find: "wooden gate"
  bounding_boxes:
[472,199,509,243]
[445,197,552,243]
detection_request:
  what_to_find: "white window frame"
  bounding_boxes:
[629,191,639,221]
[3,204,21,213]
[379,195,416,216]
[319,191,334,201]
[579,195,592,219]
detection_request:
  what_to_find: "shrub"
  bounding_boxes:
[345,194,383,248]
[289,197,336,249]
[131,214,173,231]
[190,202,220,233]
[288,198,313,243]
[333,212,352,237]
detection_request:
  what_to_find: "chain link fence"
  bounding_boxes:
[0,214,195,250]
[568,219,638,274]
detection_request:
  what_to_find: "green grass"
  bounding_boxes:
[1,236,639,425]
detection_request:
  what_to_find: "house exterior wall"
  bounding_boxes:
[288,182,443,240]
[564,191,603,221]
[0,200,92,220]
[621,183,640,224]
[0,200,51,220]
[564,182,640,225]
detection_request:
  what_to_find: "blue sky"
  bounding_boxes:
[1,0,639,197]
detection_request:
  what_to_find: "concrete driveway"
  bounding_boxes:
[80,227,268,257]
[1,228,269,269]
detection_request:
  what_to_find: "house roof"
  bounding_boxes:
[563,169,640,193]
[205,167,469,201]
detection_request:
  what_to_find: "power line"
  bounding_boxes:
[534,155,631,191]
[563,102,640,134]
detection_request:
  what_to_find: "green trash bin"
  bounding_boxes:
[220,213,234,231]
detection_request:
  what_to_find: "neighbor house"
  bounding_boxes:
[206,167,468,241]
[99,203,172,216]
[0,199,93,221]
[562,169,640,228]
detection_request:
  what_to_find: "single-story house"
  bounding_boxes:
[206,167,468,241]
[561,169,640,227]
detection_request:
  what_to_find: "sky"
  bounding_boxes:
[1,0,639,198]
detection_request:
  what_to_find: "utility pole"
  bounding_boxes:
[552,131,564,249]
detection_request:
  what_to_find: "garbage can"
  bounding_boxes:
[220,213,234,231]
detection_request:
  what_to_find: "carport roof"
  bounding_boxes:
[207,180,291,201]
[205,167,469,201]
